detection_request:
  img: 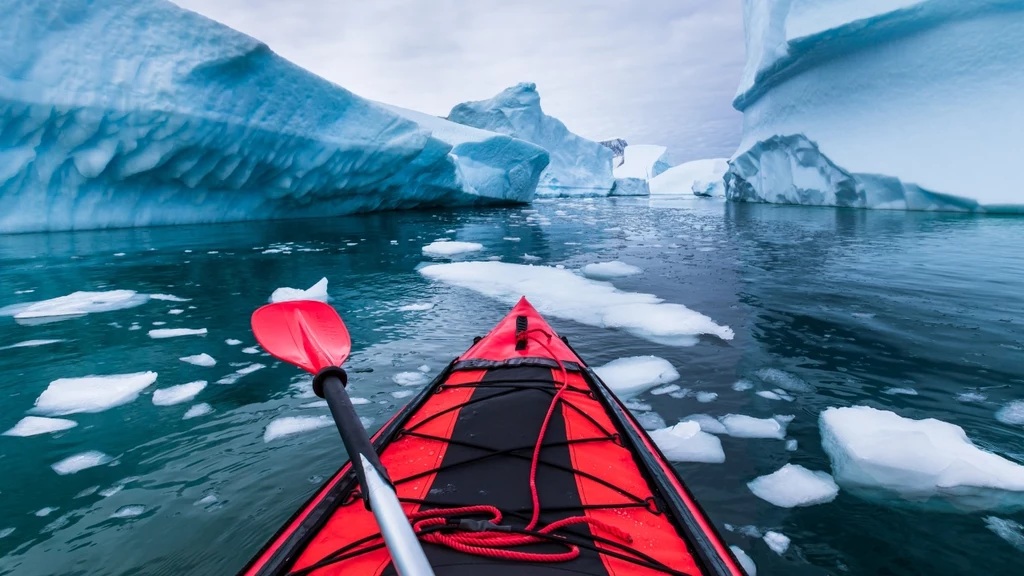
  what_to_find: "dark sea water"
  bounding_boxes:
[1,197,1022,575]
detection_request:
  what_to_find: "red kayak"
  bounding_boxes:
[242,297,744,576]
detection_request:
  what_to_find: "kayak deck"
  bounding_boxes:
[242,298,742,576]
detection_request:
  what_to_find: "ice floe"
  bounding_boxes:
[581,261,643,280]
[748,464,839,508]
[110,505,146,519]
[695,392,718,403]
[637,412,666,431]
[183,403,213,420]
[216,364,265,385]
[729,546,757,576]
[264,415,332,442]
[3,416,77,437]
[180,353,216,367]
[393,372,429,387]
[0,339,64,351]
[651,384,681,396]
[763,531,791,555]
[996,401,1024,426]
[649,421,726,464]
[820,406,1024,510]
[270,277,329,303]
[883,387,918,396]
[422,241,484,257]
[419,262,733,346]
[755,369,814,393]
[391,390,415,399]
[152,381,207,406]
[733,380,754,392]
[242,347,260,354]
[595,356,680,399]
[51,451,112,475]
[34,507,58,517]
[0,290,149,324]
[719,414,793,439]
[985,516,1024,551]
[399,303,435,312]
[33,372,157,415]
[681,414,728,435]
[150,294,189,302]
[225,339,242,346]
[148,328,207,339]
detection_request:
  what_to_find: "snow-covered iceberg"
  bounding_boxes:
[650,159,728,197]
[608,145,673,196]
[448,83,614,197]
[0,0,545,233]
[727,0,1024,212]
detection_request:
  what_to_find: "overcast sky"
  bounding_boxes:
[173,0,747,162]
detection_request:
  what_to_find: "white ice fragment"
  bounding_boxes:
[110,505,145,519]
[0,528,13,539]
[51,451,112,475]
[34,372,157,415]
[180,353,216,367]
[625,400,652,412]
[521,254,541,262]
[225,339,242,346]
[756,369,814,393]
[393,372,429,387]
[820,406,1024,510]
[0,339,64,351]
[152,381,207,406]
[168,309,183,315]
[34,507,59,517]
[418,365,430,373]
[786,439,798,452]
[392,390,415,399]
[729,545,757,576]
[270,277,329,303]
[264,415,332,442]
[503,237,521,242]
[216,364,265,385]
[399,303,434,312]
[637,412,666,431]
[0,290,149,324]
[651,384,681,396]
[985,516,1024,551]
[361,417,375,429]
[148,328,207,339]
[733,380,754,392]
[241,347,260,354]
[763,531,791,555]
[956,392,987,403]
[719,414,792,439]
[351,397,370,405]
[649,421,726,464]
[996,401,1024,426]
[300,400,329,409]
[581,261,643,280]
[696,392,718,403]
[3,416,77,437]
[757,391,782,401]
[748,464,839,508]
[682,414,728,435]
[883,387,918,396]
[183,403,213,420]
[594,356,680,399]
[150,294,189,302]
[422,241,484,257]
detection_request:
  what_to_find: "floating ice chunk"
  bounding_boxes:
[34,507,58,517]
[399,303,434,312]
[0,290,149,324]
[225,339,242,346]
[755,369,814,393]
[270,277,329,303]
[148,328,207,339]
[820,406,1024,510]
[682,414,728,435]
[391,390,415,400]
[3,416,77,437]
[361,417,375,429]
[52,451,112,475]
[594,356,680,399]
[264,415,332,442]
[985,517,1024,551]
[521,254,541,262]
[649,421,726,464]
[696,392,718,403]
[422,241,484,257]
[637,412,666,431]
[748,464,839,508]
[180,353,216,367]
[420,262,734,346]
[996,401,1024,426]
[152,381,207,406]
[300,400,329,409]
[351,397,370,405]
[763,531,791,555]
[0,339,64,351]
[729,545,757,576]
[668,389,691,399]
[110,505,145,519]
[393,372,429,387]
[786,439,798,452]
[183,403,213,420]
[150,294,189,302]
[757,391,782,401]
[581,261,643,280]
[241,347,260,354]
[733,380,754,392]
[956,392,987,403]
[0,528,13,538]
[418,365,430,373]
[720,414,792,439]
[168,309,183,315]
[625,400,652,412]
[217,364,265,385]
[883,387,918,396]
[34,372,157,415]
[651,384,681,396]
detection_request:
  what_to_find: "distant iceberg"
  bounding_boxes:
[727,0,1024,211]
[650,159,728,197]
[0,0,545,233]
[448,83,614,197]
[609,145,673,196]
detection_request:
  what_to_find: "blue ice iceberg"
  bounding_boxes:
[0,0,546,233]
[727,0,1024,212]
[448,83,615,197]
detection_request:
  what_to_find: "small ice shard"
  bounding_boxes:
[421,241,484,257]
[270,277,329,303]
[391,390,415,399]
[51,451,112,475]
[34,372,157,415]
[393,372,429,387]
[757,391,782,401]
[0,339,64,351]
[150,294,189,302]
[521,254,541,262]
[719,414,792,439]
[883,387,918,396]
[651,384,681,396]
[668,389,691,399]
[183,403,213,420]
[34,507,58,517]
[625,399,652,412]
[216,363,265,385]
[637,412,666,431]
[748,464,839,508]
[956,392,987,403]
[696,392,718,403]
[3,416,78,437]
[763,531,791,555]
[351,397,370,405]
[786,439,798,451]
[755,369,814,393]
[649,421,726,464]
[168,309,184,315]
[594,356,680,399]
[503,237,520,242]
[581,261,643,280]
[733,380,754,392]
[110,505,146,519]
[152,381,207,406]
[0,528,13,539]
[996,401,1024,426]
[0,290,149,324]
[264,415,332,442]
[399,303,434,312]
[148,328,207,339]
[729,545,757,576]
[820,406,1024,510]
[360,417,375,429]
[180,353,216,367]
[418,365,430,373]
[225,339,242,346]
[682,414,728,435]
[195,494,218,506]
[300,400,329,409]
[242,347,260,354]
[985,516,1024,551]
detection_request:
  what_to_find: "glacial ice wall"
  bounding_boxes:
[448,83,615,197]
[727,0,1024,211]
[0,0,542,233]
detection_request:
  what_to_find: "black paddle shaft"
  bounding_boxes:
[313,367,393,509]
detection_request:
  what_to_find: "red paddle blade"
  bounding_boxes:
[251,301,351,374]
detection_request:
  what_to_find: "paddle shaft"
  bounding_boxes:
[320,374,435,576]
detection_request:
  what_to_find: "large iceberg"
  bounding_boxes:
[0,0,546,233]
[726,0,1024,211]
[448,83,615,197]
